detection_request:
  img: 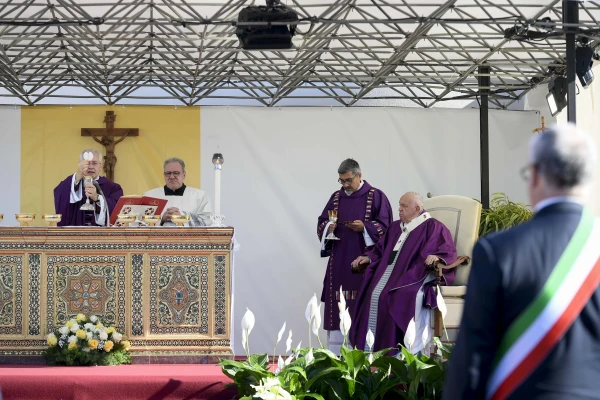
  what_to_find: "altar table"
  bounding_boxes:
[0,226,234,364]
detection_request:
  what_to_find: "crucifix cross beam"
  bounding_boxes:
[81,111,139,182]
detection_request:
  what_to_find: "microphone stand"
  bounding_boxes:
[92,180,110,227]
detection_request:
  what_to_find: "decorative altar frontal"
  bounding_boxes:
[0,226,234,364]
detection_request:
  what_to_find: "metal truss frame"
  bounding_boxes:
[0,0,598,107]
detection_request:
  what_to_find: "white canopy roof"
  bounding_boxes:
[0,0,598,107]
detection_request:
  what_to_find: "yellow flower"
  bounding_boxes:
[68,341,78,350]
[88,339,99,349]
[106,327,115,334]
[76,313,86,322]
[95,323,103,329]
[47,336,57,347]
[104,340,114,352]
[76,329,87,340]
[66,320,75,329]
[121,340,131,351]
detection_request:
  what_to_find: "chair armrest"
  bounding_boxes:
[426,256,470,282]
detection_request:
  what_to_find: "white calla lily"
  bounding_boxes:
[294,341,302,356]
[277,322,286,344]
[305,348,314,365]
[278,355,284,371]
[312,304,322,335]
[368,353,374,364]
[285,330,293,353]
[340,307,352,337]
[242,331,248,352]
[338,286,346,315]
[404,318,416,352]
[241,308,255,335]
[366,328,375,351]
[305,293,318,322]
[284,354,294,365]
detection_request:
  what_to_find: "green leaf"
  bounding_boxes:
[246,353,269,370]
[298,394,326,400]
[344,349,366,379]
[284,366,308,381]
[305,366,346,390]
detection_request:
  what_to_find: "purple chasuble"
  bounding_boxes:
[317,181,393,331]
[350,217,457,352]
[54,175,124,227]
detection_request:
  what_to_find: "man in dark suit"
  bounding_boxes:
[443,124,599,400]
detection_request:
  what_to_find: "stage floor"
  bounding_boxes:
[0,364,237,400]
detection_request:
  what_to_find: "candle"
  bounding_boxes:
[215,167,221,215]
[212,153,224,217]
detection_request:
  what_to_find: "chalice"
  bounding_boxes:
[142,215,161,226]
[116,214,137,227]
[16,213,35,227]
[171,214,190,227]
[42,214,62,227]
[79,151,95,211]
[79,175,95,211]
[325,209,340,240]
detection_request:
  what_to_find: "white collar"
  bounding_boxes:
[345,180,364,196]
[534,196,583,213]
[393,212,431,251]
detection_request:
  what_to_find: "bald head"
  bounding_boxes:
[398,192,424,223]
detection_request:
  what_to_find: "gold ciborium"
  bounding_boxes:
[42,214,62,227]
[142,215,161,226]
[116,214,137,227]
[16,213,36,226]
[171,214,190,227]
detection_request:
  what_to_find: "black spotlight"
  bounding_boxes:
[236,0,298,50]
[546,76,568,116]
[576,46,595,87]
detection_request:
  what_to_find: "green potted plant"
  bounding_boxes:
[220,292,452,400]
[479,192,534,236]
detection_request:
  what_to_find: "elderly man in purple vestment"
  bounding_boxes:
[349,192,457,354]
[317,159,393,354]
[54,149,124,226]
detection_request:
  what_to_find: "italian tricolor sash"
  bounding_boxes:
[486,209,600,400]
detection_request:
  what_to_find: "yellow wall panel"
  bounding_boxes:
[21,105,201,225]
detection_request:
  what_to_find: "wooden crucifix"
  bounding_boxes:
[81,111,139,182]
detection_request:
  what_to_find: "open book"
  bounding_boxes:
[109,195,168,226]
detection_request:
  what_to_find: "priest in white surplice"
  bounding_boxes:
[144,157,212,226]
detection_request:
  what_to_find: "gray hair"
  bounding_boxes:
[338,159,361,175]
[530,124,596,190]
[164,157,186,172]
[406,192,424,208]
[79,149,102,161]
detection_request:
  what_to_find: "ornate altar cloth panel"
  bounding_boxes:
[0,227,234,364]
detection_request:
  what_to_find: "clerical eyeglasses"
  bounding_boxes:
[338,176,357,185]
[164,171,181,177]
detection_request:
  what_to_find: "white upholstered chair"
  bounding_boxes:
[422,195,482,347]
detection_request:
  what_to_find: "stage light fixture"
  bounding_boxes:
[576,46,595,87]
[546,76,568,117]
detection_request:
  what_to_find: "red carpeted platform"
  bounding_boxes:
[0,364,238,400]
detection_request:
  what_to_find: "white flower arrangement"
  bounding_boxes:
[43,313,132,366]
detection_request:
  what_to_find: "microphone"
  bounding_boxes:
[91,180,110,226]
[427,192,433,198]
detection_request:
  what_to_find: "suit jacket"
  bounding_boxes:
[443,201,600,400]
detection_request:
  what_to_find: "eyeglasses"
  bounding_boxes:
[519,164,536,181]
[338,175,357,185]
[164,171,182,177]
[88,161,100,166]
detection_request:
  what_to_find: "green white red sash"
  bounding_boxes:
[486,210,600,400]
